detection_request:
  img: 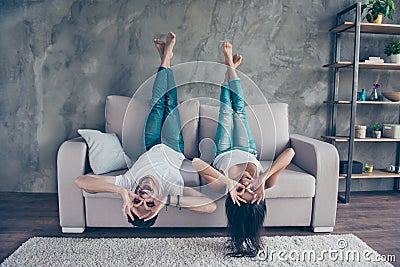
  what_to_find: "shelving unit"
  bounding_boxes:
[339,169,400,179]
[323,3,400,203]
[322,136,400,142]
[323,62,400,69]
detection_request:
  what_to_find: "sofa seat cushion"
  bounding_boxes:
[83,191,121,199]
[260,162,315,198]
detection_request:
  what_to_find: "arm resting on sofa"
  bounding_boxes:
[290,134,339,232]
[57,137,90,233]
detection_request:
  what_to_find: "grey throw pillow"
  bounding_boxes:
[78,129,132,174]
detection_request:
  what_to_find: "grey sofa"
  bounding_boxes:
[57,95,339,233]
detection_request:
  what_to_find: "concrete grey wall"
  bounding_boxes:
[1,0,399,192]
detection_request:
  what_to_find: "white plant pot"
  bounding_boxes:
[390,54,400,64]
[373,130,381,138]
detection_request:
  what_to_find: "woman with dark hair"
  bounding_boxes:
[192,41,295,257]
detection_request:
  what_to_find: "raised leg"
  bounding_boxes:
[144,67,168,150]
[229,78,257,155]
[221,42,257,155]
[214,83,234,155]
[161,68,184,153]
[144,33,177,151]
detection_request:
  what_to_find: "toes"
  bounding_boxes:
[153,38,162,45]
[167,32,176,40]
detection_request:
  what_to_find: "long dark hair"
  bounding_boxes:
[225,196,266,257]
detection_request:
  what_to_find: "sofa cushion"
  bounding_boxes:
[77,129,132,174]
[198,103,290,161]
[105,95,199,160]
[260,161,315,198]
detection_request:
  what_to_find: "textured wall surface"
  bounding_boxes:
[1,0,399,192]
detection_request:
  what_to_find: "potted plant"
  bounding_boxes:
[361,0,395,24]
[373,123,382,138]
[384,40,400,64]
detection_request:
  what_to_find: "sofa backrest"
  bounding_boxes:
[106,95,289,162]
[105,95,199,160]
[198,103,290,161]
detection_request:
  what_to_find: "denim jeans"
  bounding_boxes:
[144,67,184,153]
[215,78,257,156]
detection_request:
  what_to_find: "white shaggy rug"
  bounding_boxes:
[1,234,394,267]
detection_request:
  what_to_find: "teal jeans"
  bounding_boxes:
[215,78,257,156]
[144,67,184,153]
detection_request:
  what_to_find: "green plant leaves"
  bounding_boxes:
[361,0,395,22]
[385,5,390,16]
[384,40,400,56]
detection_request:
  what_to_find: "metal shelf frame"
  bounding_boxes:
[325,3,400,203]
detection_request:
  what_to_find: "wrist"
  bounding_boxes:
[253,177,264,189]
[159,195,168,204]
[170,196,177,206]
[116,187,127,195]
[225,178,237,191]
[169,196,182,209]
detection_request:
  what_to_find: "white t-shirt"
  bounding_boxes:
[115,144,185,196]
[213,149,263,178]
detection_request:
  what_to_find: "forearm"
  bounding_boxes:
[254,170,269,189]
[75,175,123,195]
[192,158,233,187]
[256,148,296,189]
[170,195,216,213]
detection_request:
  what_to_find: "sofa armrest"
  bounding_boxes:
[290,134,339,232]
[57,137,89,233]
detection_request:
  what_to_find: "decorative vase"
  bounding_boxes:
[389,54,400,64]
[371,14,383,24]
[370,88,379,101]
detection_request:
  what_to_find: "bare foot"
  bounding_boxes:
[153,38,165,59]
[232,54,242,69]
[163,32,176,60]
[222,41,234,67]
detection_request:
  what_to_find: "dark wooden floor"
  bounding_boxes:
[1,191,399,265]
